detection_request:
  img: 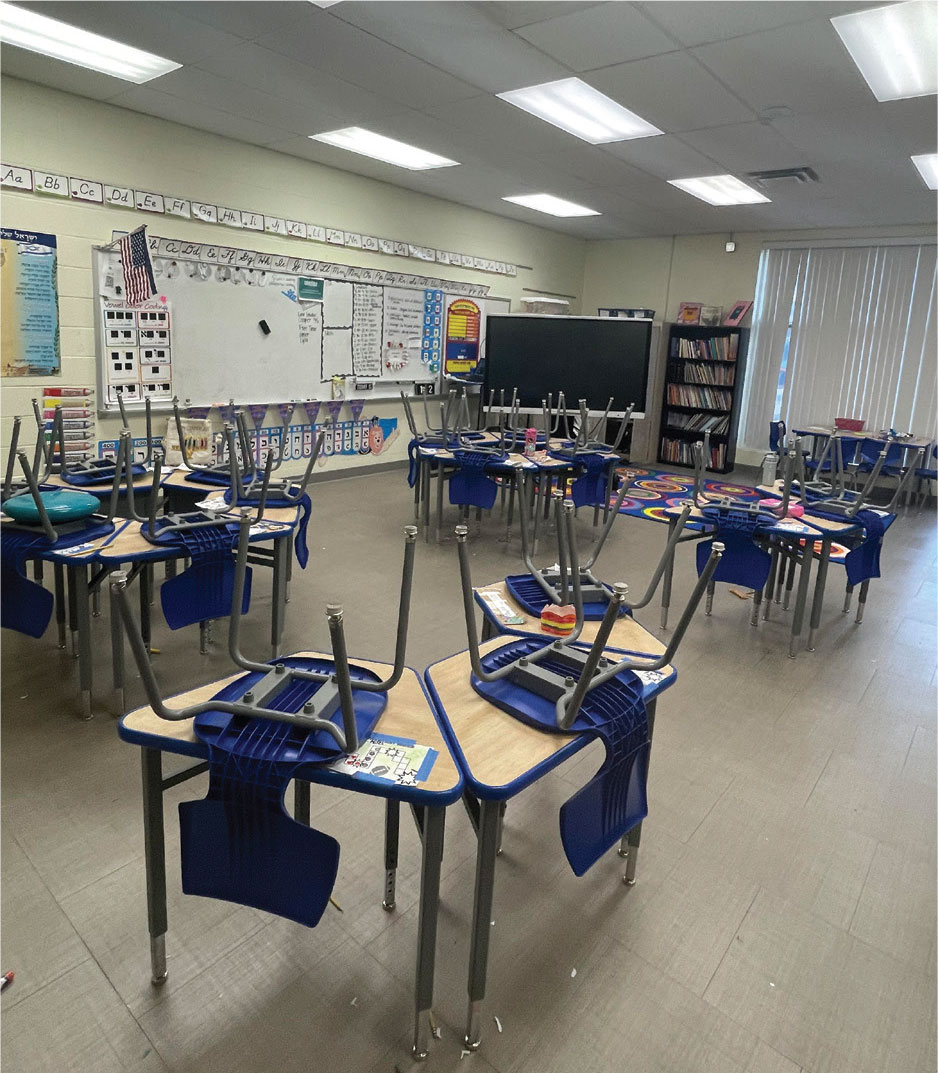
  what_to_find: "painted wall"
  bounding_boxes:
[582,225,935,465]
[0,76,588,471]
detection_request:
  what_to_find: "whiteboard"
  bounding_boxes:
[93,245,504,409]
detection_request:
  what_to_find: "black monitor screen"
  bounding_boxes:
[483,315,652,416]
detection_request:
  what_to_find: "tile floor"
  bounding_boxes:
[2,467,935,1073]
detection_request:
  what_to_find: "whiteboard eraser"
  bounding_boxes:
[259,319,271,335]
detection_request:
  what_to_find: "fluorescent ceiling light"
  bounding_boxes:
[309,1,342,7]
[831,0,937,101]
[502,194,601,218]
[911,153,938,189]
[0,1,180,83]
[668,175,771,206]
[309,127,459,170]
[497,77,663,144]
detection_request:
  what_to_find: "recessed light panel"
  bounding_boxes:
[911,153,938,189]
[0,1,181,83]
[502,194,601,218]
[309,128,459,170]
[668,175,771,206]
[497,77,663,144]
[831,0,938,101]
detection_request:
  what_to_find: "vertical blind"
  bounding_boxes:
[740,242,937,451]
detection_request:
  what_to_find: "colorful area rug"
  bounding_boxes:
[614,466,760,524]
[614,466,850,563]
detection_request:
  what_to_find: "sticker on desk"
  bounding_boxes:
[249,521,287,535]
[57,541,97,556]
[330,733,437,787]
[634,669,666,686]
[479,591,525,625]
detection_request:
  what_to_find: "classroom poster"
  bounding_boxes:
[0,228,61,376]
[444,298,481,374]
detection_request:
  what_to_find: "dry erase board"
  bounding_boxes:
[483,314,655,418]
[92,242,509,409]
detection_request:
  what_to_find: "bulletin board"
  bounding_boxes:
[92,234,507,409]
[1,227,61,376]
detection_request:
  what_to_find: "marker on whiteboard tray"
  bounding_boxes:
[1,972,13,992]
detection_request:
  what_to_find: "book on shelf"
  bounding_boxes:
[659,436,726,469]
[669,334,739,362]
[673,361,735,386]
[666,384,732,410]
[665,411,729,435]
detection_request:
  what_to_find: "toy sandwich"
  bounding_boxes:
[540,603,577,636]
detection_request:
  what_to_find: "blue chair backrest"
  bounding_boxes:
[695,510,772,591]
[769,421,786,453]
[860,438,903,466]
[449,450,500,510]
[569,453,615,509]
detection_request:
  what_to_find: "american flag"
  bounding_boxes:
[119,227,156,305]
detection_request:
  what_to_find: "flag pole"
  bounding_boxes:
[92,224,148,253]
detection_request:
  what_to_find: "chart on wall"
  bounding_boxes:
[93,235,504,408]
[1,227,61,376]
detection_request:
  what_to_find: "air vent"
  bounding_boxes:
[747,166,819,187]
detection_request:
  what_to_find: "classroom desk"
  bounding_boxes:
[473,579,668,656]
[411,440,619,544]
[425,635,674,1050]
[3,506,299,719]
[660,496,865,656]
[118,655,462,1060]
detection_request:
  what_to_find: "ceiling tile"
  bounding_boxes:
[110,84,295,147]
[590,51,756,132]
[477,1,608,31]
[256,17,480,110]
[690,20,876,116]
[601,134,723,180]
[515,3,678,71]
[678,121,805,173]
[189,44,404,126]
[13,1,243,65]
[636,1,838,48]
[333,1,569,92]
[158,1,313,41]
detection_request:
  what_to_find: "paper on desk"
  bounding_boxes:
[57,541,97,556]
[330,735,435,786]
[479,590,525,625]
[195,495,228,512]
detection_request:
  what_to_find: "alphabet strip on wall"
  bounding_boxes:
[1,162,518,278]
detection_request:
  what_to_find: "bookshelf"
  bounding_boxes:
[657,324,749,474]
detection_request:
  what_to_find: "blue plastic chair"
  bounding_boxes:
[155,525,251,631]
[696,508,773,625]
[568,453,616,509]
[769,421,786,453]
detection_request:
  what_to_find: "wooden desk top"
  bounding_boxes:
[755,483,869,534]
[475,580,667,656]
[44,471,156,494]
[416,440,618,471]
[121,655,461,799]
[426,636,672,796]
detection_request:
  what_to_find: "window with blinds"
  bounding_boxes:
[740,242,937,451]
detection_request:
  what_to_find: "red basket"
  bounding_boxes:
[834,417,865,432]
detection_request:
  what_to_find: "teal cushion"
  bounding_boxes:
[3,488,100,525]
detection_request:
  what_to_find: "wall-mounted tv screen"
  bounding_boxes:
[483,315,653,417]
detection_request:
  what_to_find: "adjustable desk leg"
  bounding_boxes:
[71,563,93,720]
[435,461,445,545]
[621,699,657,884]
[783,551,797,610]
[855,579,870,624]
[843,583,854,614]
[141,749,168,985]
[110,578,125,713]
[293,780,310,825]
[412,805,445,1061]
[383,799,400,911]
[413,461,421,521]
[33,558,43,583]
[464,798,500,1051]
[422,461,431,542]
[67,561,79,657]
[807,537,832,651]
[763,546,779,621]
[788,542,814,658]
[660,517,677,629]
[271,537,289,660]
[53,563,66,649]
